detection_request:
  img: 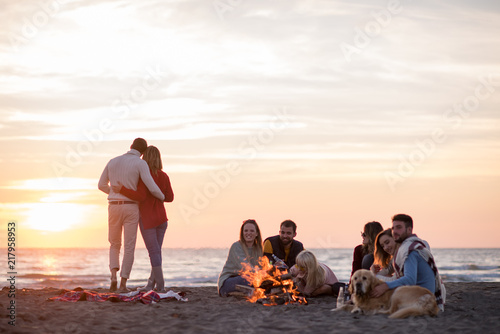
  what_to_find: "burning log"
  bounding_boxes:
[259,279,275,292]
[256,289,308,306]
[238,257,308,306]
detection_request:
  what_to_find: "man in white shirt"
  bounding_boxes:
[98,138,165,292]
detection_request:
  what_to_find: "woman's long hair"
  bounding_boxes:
[374,228,394,268]
[143,146,163,176]
[239,219,263,260]
[362,221,384,255]
[295,250,325,291]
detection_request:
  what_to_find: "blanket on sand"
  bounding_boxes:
[48,289,187,304]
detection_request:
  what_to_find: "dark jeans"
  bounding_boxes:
[219,276,251,297]
[140,220,168,267]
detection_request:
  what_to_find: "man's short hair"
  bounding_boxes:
[131,138,148,154]
[280,219,297,233]
[392,214,413,229]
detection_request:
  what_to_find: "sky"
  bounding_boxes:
[1,0,499,249]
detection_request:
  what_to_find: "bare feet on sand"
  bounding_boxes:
[110,269,119,292]
[110,280,118,292]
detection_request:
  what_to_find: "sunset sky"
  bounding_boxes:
[1,0,499,249]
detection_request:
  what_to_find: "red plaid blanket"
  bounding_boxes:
[48,289,186,304]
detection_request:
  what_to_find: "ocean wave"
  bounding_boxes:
[440,265,499,271]
[19,273,109,279]
[441,273,500,282]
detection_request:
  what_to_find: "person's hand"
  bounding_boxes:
[111,181,123,193]
[371,264,381,274]
[371,283,389,298]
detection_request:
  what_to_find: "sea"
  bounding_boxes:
[7,248,500,290]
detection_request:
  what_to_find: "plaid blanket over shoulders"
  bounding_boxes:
[393,235,446,312]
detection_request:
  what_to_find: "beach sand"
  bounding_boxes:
[1,282,499,334]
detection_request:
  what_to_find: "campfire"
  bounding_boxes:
[236,257,307,306]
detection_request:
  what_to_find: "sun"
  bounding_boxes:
[24,203,87,232]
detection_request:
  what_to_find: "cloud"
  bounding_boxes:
[0,0,499,182]
[1,177,97,191]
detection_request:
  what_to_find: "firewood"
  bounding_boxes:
[234,284,255,296]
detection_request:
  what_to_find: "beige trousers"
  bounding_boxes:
[108,203,140,279]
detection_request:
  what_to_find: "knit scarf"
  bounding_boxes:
[393,235,446,311]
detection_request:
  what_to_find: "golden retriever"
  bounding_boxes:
[335,269,439,319]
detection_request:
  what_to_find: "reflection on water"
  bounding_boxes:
[10,248,500,289]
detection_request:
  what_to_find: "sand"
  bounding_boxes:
[1,282,499,334]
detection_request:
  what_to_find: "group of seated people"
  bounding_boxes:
[217,214,445,311]
[217,219,342,297]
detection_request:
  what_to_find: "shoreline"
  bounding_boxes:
[2,282,499,333]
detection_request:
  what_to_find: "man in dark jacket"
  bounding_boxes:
[264,220,304,268]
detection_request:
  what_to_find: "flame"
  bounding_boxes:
[238,257,307,305]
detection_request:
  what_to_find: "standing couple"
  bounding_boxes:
[98,138,174,292]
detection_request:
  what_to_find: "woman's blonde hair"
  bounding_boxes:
[295,250,325,291]
[142,146,163,176]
